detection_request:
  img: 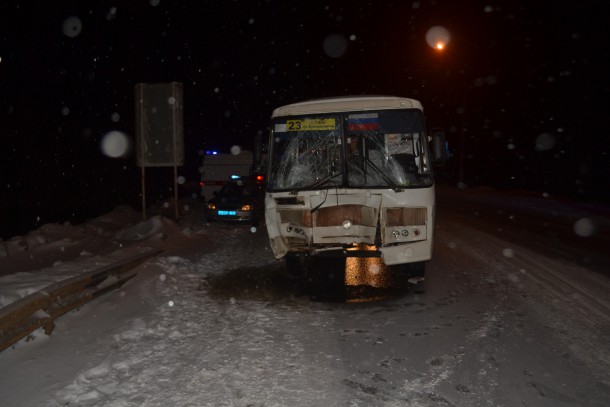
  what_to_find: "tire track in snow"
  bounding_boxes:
[437,219,610,380]
[439,219,610,327]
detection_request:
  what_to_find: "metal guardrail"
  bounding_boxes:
[0,249,162,353]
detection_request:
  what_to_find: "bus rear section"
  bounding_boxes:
[263,96,446,277]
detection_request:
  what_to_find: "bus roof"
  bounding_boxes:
[271,95,423,118]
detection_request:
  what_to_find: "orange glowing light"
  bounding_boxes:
[425,26,451,51]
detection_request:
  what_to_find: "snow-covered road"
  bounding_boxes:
[0,189,609,406]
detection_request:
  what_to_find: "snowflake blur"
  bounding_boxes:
[100,131,131,158]
[62,16,82,38]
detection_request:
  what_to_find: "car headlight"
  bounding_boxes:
[240,204,253,211]
[207,203,216,210]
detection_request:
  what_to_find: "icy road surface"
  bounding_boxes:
[0,189,609,407]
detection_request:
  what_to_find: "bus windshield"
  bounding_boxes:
[268,109,433,191]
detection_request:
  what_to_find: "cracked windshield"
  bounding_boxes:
[269,110,433,191]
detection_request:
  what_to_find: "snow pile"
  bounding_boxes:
[114,215,165,241]
[0,209,180,308]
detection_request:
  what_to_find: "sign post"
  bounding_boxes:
[134,82,184,220]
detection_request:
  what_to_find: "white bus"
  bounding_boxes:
[264,96,446,278]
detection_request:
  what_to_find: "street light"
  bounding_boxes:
[426,26,451,51]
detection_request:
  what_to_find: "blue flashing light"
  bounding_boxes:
[230,174,241,180]
[205,150,219,155]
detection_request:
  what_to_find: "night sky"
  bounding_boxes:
[1,0,608,239]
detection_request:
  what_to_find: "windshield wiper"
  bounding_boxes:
[304,171,343,190]
[362,156,404,192]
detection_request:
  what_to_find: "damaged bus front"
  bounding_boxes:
[264,96,446,276]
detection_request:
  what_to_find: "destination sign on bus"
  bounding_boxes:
[286,118,336,131]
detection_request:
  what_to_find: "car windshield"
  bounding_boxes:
[267,110,433,191]
[218,181,256,198]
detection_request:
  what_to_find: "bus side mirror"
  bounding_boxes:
[430,128,447,166]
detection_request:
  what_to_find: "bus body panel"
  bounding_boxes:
[265,187,435,266]
[272,96,424,117]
